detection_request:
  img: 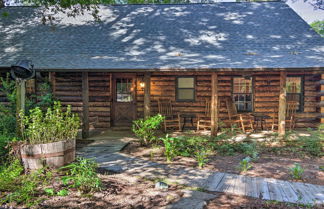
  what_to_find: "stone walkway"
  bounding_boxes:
[77,138,324,206]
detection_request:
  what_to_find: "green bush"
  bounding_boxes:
[298,128,323,157]
[60,158,101,193]
[132,114,164,145]
[20,101,80,144]
[0,159,52,207]
[161,135,178,162]
[195,148,208,169]
[289,163,304,180]
[239,157,253,172]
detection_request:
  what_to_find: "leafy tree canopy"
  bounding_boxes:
[311,20,324,37]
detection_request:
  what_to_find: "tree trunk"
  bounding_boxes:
[0,0,4,8]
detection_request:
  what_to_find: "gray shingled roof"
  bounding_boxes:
[0,2,323,71]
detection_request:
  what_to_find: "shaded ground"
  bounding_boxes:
[122,141,324,185]
[40,172,183,209]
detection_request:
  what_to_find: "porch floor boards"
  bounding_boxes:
[77,139,324,206]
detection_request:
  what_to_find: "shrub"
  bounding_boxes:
[0,160,52,207]
[60,158,101,193]
[239,157,252,172]
[289,163,304,180]
[298,128,323,157]
[161,135,178,162]
[19,101,80,144]
[132,114,164,145]
[195,148,208,169]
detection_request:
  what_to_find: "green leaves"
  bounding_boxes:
[60,158,101,193]
[289,163,304,180]
[19,101,80,144]
[239,157,252,172]
[132,114,164,145]
[310,20,324,37]
[161,135,178,163]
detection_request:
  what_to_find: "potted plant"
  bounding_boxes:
[19,101,80,170]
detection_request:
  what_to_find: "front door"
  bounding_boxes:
[112,74,136,127]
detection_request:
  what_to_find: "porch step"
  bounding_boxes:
[111,126,132,131]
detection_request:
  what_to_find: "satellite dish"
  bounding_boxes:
[11,60,35,80]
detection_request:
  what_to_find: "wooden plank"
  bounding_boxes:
[206,172,225,191]
[144,73,151,119]
[245,176,258,198]
[216,174,237,194]
[211,72,218,136]
[278,71,287,136]
[82,72,89,139]
[255,177,270,200]
[266,178,284,202]
[232,175,246,196]
[289,182,314,204]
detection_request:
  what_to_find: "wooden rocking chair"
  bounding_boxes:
[196,99,211,131]
[271,101,298,131]
[157,99,181,132]
[226,97,254,133]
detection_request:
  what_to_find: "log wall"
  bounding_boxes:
[0,70,321,131]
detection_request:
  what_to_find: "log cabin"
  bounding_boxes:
[0,2,323,137]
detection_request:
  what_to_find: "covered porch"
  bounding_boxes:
[49,70,323,139]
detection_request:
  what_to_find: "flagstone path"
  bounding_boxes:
[77,138,324,206]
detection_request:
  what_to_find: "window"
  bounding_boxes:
[286,76,303,112]
[233,77,253,112]
[116,78,133,102]
[176,77,195,101]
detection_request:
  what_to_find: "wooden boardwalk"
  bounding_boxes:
[78,143,324,206]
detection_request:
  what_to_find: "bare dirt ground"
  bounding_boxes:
[122,141,324,186]
[39,172,184,209]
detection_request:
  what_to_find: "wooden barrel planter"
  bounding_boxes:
[20,139,76,170]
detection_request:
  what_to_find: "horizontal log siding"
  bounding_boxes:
[54,72,83,118]
[143,71,320,129]
[88,72,111,129]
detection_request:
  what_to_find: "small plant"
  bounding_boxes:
[161,135,178,163]
[57,189,69,196]
[239,157,252,172]
[289,163,304,180]
[19,101,80,144]
[132,114,164,145]
[44,188,55,196]
[60,158,101,193]
[195,149,208,169]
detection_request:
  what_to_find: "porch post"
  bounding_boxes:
[278,71,287,136]
[16,80,26,137]
[321,74,324,124]
[211,72,219,136]
[82,72,89,139]
[144,72,151,119]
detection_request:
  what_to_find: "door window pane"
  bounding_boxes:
[116,78,133,102]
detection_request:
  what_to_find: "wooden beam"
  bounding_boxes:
[143,73,151,119]
[82,72,89,139]
[278,71,287,136]
[211,72,219,136]
[16,80,26,137]
[321,74,324,125]
[49,72,56,97]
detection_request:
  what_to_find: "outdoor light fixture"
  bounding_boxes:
[140,82,145,88]
[11,60,35,80]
